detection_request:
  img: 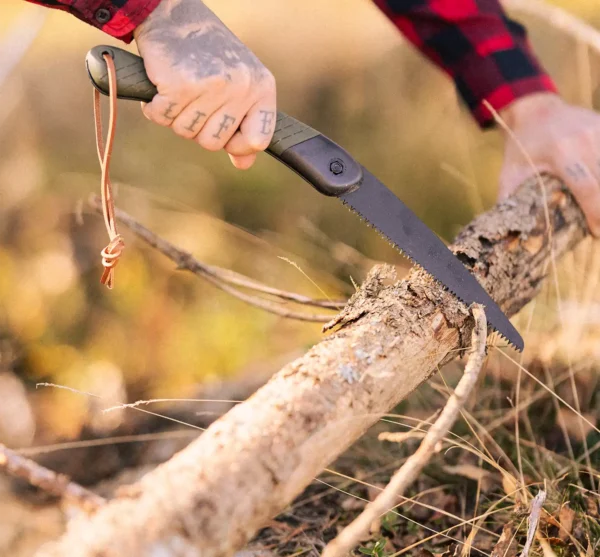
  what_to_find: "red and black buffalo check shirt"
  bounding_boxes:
[26,0,557,126]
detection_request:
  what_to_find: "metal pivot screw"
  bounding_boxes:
[330,160,345,175]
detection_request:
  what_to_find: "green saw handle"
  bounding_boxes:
[86,45,363,196]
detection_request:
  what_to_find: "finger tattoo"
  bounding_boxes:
[163,102,178,119]
[565,162,589,180]
[213,114,236,139]
[260,111,275,135]
[185,111,206,132]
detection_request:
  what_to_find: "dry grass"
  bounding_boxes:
[1,1,600,556]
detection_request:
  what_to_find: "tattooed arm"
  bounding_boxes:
[134,0,276,170]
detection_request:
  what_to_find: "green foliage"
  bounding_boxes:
[380,511,399,534]
[358,538,388,557]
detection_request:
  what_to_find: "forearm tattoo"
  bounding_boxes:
[137,0,267,82]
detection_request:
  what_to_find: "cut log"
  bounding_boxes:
[37,176,587,557]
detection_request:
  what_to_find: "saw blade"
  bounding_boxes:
[84,46,523,350]
[340,168,524,352]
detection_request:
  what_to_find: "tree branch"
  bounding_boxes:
[0,444,105,513]
[88,195,344,323]
[39,176,587,556]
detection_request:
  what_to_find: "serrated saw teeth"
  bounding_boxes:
[83,47,523,351]
[339,176,523,352]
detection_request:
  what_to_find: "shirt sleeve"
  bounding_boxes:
[24,0,162,43]
[373,0,558,127]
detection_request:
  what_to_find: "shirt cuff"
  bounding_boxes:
[453,45,558,128]
[70,0,162,43]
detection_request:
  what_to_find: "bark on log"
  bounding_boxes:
[38,176,587,557]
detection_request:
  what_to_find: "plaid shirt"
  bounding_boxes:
[374,0,556,125]
[25,0,161,42]
[28,0,556,127]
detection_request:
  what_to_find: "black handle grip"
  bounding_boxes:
[86,45,362,197]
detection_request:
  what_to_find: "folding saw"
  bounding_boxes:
[86,45,523,351]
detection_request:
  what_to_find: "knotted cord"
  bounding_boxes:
[93,53,124,289]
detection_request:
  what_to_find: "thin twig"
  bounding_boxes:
[89,196,344,323]
[322,304,488,557]
[520,490,547,557]
[493,348,600,436]
[37,382,205,432]
[102,397,242,414]
[17,431,199,457]
[0,443,105,512]
[325,467,500,540]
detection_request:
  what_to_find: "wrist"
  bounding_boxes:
[133,0,170,41]
[499,92,563,129]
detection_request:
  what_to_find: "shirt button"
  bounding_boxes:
[95,8,112,24]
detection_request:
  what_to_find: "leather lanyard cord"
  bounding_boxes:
[93,52,124,289]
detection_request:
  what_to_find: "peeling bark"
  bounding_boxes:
[37,176,587,557]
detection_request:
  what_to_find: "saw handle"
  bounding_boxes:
[86,45,362,197]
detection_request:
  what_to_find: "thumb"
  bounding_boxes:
[228,153,257,170]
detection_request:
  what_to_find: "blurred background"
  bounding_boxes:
[1,0,600,554]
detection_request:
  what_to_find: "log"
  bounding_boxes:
[37,176,587,557]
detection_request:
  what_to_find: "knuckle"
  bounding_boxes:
[234,69,253,92]
[171,122,197,139]
[205,74,230,93]
[148,99,183,125]
[149,114,173,127]
[197,135,222,152]
[261,71,276,93]
[247,135,270,151]
[206,142,224,152]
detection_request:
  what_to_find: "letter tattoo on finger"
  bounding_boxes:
[185,111,206,132]
[260,111,275,135]
[163,102,178,120]
[213,114,236,139]
[566,162,588,180]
